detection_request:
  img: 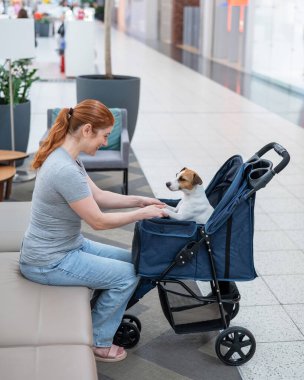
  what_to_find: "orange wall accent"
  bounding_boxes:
[228,0,248,6]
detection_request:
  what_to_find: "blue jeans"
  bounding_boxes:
[20,238,139,347]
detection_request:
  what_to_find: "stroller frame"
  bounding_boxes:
[155,227,239,334]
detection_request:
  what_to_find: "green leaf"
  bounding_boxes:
[0,58,39,104]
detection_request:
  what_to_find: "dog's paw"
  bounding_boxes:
[165,206,176,213]
[164,208,179,219]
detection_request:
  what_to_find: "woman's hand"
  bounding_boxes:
[136,196,165,208]
[138,204,168,220]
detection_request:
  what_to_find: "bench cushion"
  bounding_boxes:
[0,345,97,380]
[0,252,93,347]
[0,202,31,252]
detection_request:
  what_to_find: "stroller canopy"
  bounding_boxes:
[205,155,252,234]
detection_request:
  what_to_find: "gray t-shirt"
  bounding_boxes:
[20,147,91,266]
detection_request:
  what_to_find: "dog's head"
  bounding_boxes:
[166,167,203,192]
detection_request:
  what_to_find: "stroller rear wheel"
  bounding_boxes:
[122,314,142,332]
[113,321,140,349]
[215,326,256,366]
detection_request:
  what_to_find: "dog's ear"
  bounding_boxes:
[193,173,203,186]
[177,167,187,176]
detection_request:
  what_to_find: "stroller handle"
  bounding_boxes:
[245,142,290,198]
[254,142,290,174]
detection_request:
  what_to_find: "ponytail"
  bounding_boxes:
[32,100,114,170]
[32,108,71,170]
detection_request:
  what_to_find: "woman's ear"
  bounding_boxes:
[82,123,93,136]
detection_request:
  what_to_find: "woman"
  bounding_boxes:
[20,99,167,362]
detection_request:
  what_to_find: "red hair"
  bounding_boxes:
[32,99,114,169]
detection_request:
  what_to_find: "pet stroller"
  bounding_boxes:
[91,143,290,366]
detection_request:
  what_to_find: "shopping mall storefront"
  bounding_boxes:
[116,0,304,95]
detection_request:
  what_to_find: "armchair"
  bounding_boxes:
[46,108,130,194]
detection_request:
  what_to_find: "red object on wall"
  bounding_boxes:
[227,0,249,33]
[227,0,248,5]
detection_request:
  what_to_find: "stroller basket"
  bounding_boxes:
[158,280,239,334]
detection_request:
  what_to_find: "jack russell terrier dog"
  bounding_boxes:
[165,167,214,224]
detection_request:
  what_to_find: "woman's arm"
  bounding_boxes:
[69,194,167,230]
[86,175,164,209]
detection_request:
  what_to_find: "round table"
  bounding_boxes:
[0,150,30,198]
[0,166,16,201]
[0,150,29,165]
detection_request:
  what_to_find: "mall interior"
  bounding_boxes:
[0,1,304,380]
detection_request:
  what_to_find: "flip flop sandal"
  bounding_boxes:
[93,344,127,363]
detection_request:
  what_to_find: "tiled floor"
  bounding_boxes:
[28,22,304,379]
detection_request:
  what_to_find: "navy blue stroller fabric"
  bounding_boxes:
[132,155,257,282]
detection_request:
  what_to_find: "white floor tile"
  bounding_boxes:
[256,185,294,199]
[283,304,304,335]
[239,342,304,380]
[277,174,304,186]
[236,278,279,306]
[286,184,304,199]
[254,213,279,231]
[268,213,304,230]
[263,275,304,303]
[254,231,297,251]
[285,230,304,250]
[258,198,304,214]
[232,305,302,342]
[255,250,304,276]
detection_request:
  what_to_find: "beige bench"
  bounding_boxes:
[0,202,97,380]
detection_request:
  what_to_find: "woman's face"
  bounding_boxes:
[82,125,113,155]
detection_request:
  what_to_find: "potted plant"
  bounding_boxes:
[0,58,39,153]
[76,0,140,141]
[34,12,52,37]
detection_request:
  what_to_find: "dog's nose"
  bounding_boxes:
[166,182,171,188]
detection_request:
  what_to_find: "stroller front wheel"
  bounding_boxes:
[215,326,256,366]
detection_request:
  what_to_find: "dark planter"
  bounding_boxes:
[76,75,140,141]
[0,100,31,154]
[36,21,50,37]
[94,5,104,21]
